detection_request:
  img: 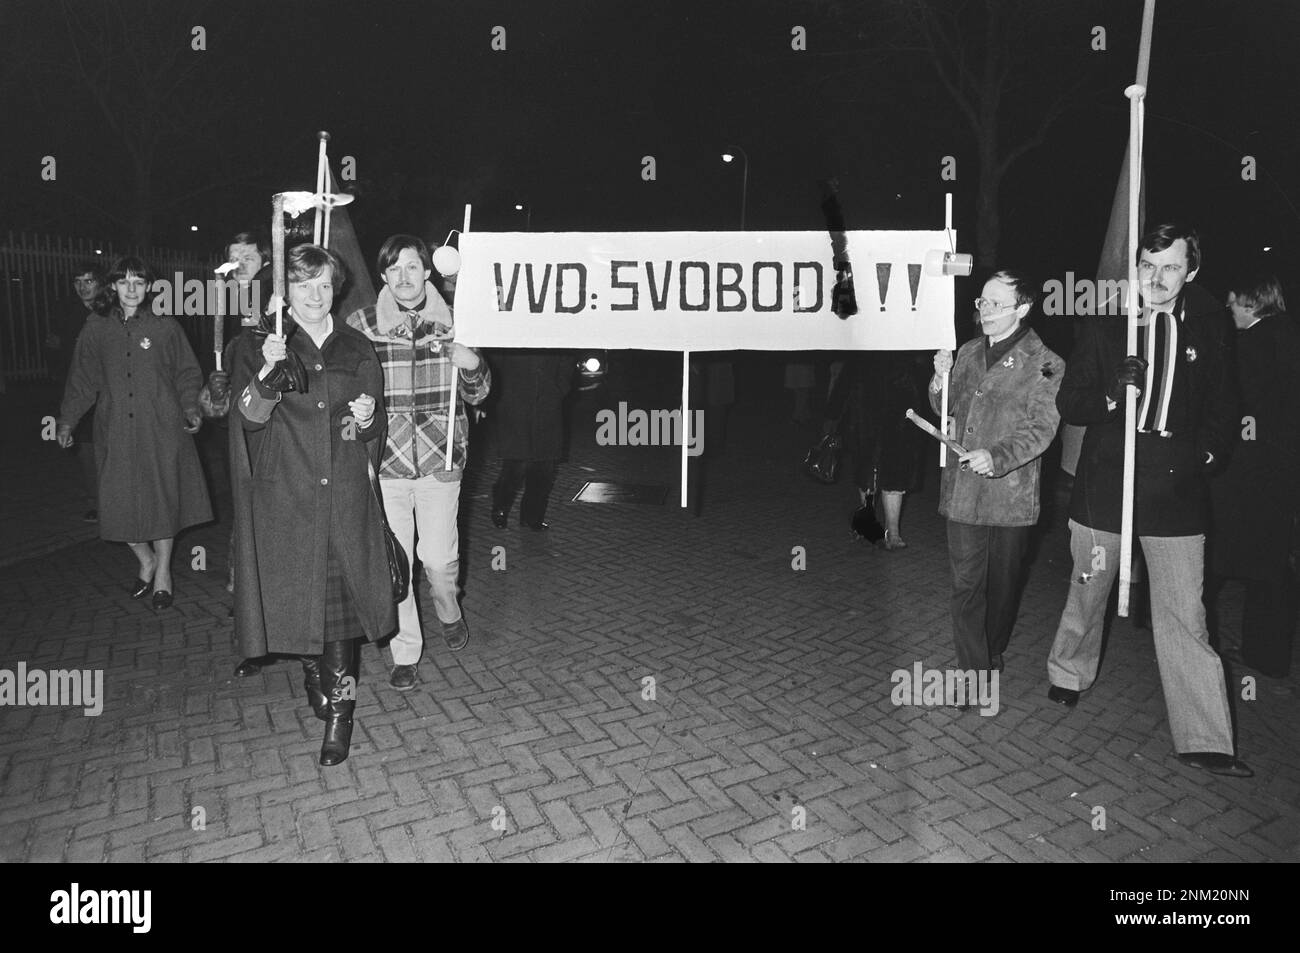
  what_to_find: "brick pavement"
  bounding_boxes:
[1,375,1298,862]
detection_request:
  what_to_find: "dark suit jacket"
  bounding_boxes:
[1060,282,1237,536]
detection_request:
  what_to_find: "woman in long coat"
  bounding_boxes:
[930,269,1064,695]
[58,256,212,608]
[230,244,397,766]
[489,349,573,529]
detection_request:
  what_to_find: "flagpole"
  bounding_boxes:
[940,192,953,467]
[1118,0,1156,617]
[681,350,689,507]
[445,204,471,470]
[313,132,329,245]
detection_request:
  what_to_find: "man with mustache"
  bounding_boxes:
[1046,223,1251,777]
[345,235,490,692]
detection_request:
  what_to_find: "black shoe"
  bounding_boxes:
[389,664,418,692]
[128,577,152,599]
[1178,752,1254,778]
[990,654,1004,673]
[82,509,98,523]
[233,657,267,678]
[151,590,173,610]
[491,509,508,529]
[440,618,470,652]
[1048,684,1080,707]
[302,656,328,719]
[319,639,358,767]
[522,519,550,531]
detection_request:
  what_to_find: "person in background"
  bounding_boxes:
[931,269,1064,694]
[47,261,105,522]
[57,256,212,609]
[825,350,928,549]
[346,234,490,692]
[785,359,816,424]
[1209,272,1299,679]
[489,351,573,530]
[196,231,272,673]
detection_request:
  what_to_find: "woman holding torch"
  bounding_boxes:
[230,243,396,766]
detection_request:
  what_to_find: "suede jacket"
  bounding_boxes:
[930,328,1065,527]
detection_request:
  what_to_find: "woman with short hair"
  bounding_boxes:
[230,244,397,766]
[57,256,212,608]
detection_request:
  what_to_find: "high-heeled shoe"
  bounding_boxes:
[151,590,173,609]
[128,578,152,599]
[318,639,359,766]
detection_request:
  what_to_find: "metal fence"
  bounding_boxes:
[0,232,210,381]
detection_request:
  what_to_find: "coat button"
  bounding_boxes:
[320,478,329,485]
[966,426,974,434]
[317,401,325,409]
[315,364,323,371]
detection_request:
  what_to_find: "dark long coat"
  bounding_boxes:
[229,321,397,656]
[1209,312,1300,578]
[488,350,573,460]
[59,310,212,541]
[1060,283,1237,536]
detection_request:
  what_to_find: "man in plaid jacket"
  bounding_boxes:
[346,235,491,691]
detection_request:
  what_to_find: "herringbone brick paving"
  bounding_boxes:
[1,377,1298,862]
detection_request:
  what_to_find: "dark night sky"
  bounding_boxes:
[2,0,1298,296]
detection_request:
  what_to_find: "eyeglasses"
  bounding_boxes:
[973,298,1016,313]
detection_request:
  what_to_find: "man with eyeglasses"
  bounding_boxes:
[48,262,106,522]
[930,269,1063,702]
[1045,223,1251,778]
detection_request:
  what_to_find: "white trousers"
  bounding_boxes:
[381,474,463,666]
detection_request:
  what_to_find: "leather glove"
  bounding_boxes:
[1108,355,1148,403]
[208,370,230,403]
[261,352,308,394]
[252,321,309,394]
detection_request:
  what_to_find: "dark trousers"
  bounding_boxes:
[493,459,557,526]
[1211,570,1297,678]
[947,520,1031,670]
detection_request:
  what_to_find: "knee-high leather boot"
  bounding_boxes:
[318,638,358,766]
[301,656,327,721]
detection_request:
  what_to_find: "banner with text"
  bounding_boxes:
[455,231,957,351]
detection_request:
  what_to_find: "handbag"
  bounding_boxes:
[804,432,843,484]
[366,458,411,604]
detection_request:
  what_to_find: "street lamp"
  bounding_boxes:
[514,203,532,230]
[720,147,749,230]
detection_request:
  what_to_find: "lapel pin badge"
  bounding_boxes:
[140,337,152,350]
[1184,346,1198,362]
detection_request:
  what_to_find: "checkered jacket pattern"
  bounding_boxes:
[346,285,490,479]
